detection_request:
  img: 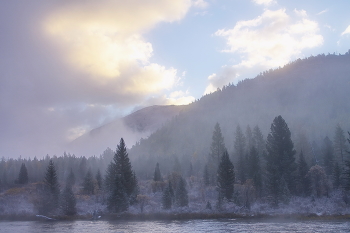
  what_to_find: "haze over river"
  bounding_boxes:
[1,219,350,233]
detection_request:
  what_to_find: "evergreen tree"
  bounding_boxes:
[265,115,297,206]
[66,168,75,188]
[322,136,334,176]
[208,123,226,184]
[95,169,102,191]
[234,125,246,184]
[296,151,310,196]
[203,164,210,186]
[82,168,94,195]
[333,162,341,189]
[175,176,188,207]
[107,174,128,213]
[343,132,350,191]
[61,174,76,216]
[246,125,254,151]
[18,163,28,184]
[115,138,136,198]
[248,146,262,197]
[253,125,265,156]
[38,159,60,214]
[217,150,235,201]
[333,125,347,164]
[153,162,163,182]
[105,138,137,212]
[162,183,173,209]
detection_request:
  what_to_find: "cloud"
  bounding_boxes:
[252,0,275,6]
[0,0,194,158]
[204,66,238,94]
[192,0,209,9]
[316,9,328,15]
[341,25,350,36]
[206,8,323,91]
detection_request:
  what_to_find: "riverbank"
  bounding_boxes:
[1,212,350,222]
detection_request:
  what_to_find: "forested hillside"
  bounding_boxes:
[129,51,350,178]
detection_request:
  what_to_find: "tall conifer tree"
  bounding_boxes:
[18,163,28,184]
[266,116,296,206]
[217,150,235,201]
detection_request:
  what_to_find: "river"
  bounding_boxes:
[1,219,350,232]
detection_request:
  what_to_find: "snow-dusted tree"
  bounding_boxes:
[175,176,188,207]
[333,125,347,164]
[82,168,94,195]
[296,151,310,196]
[322,136,334,176]
[234,125,246,184]
[208,123,226,184]
[266,115,297,206]
[17,163,28,184]
[153,162,163,182]
[343,132,350,191]
[333,162,341,189]
[217,150,235,201]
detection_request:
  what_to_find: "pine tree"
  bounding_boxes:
[296,151,310,196]
[105,138,137,212]
[217,150,235,201]
[153,162,163,182]
[38,159,60,214]
[162,183,173,209]
[203,165,210,186]
[18,163,28,184]
[333,162,341,189]
[253,125,265,156]
[61,174,76,216]
[248,146,262,197]
[322,136,334,176]
[266,116,296,206]
[175,176,188,207]
[115,138,135,198]
[66,168,75,188]
[333,125,347,164]
[234,125,246,184]
[82,168,94,195]
[95,169,102,191]
[343,132,350,191]
[107,174,128,213]
[208,123,226,184]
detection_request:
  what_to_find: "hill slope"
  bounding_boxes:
[129,52,350,177]
[68,105,186,156]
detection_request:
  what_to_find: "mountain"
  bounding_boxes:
[129,51,350,177]
[67,105,186,156]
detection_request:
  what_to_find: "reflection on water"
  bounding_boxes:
[1,219,350,233]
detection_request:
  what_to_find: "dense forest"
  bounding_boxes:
[1,52,350,218]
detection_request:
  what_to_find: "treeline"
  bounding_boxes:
[201,115,350,207]
[1,115,350,214]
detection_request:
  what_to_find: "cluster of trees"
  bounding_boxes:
[202,116,350,208]
[1,115,350,215]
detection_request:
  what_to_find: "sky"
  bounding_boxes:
[1,0,349,158]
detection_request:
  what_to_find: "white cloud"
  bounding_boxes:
[206,8,323,91]
[204,66,237,94]
[341,25,350,36]
[192,0,209,9]
[316,9,328,15]
[252,0,275,6]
